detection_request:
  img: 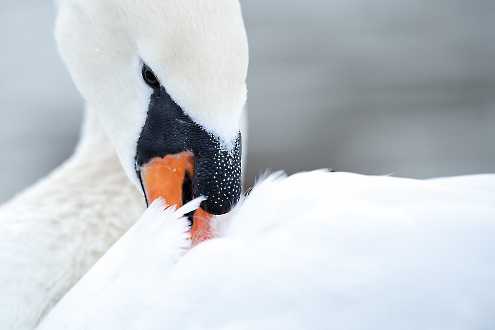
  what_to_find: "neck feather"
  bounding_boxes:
[0,107,144,328]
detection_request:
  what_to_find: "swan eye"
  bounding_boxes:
[142,64,160,89]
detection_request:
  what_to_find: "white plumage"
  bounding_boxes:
[38,171,495,330]
[0,115,144,330]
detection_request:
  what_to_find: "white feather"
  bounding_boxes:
[38,171,495,330]
[0,113,144,330]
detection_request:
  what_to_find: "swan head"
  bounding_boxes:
[55,0,248,230]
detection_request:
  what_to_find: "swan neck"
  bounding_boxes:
[75,109,113,156]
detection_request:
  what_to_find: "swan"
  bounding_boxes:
[2,0,495,329]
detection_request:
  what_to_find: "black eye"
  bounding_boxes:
[142,64,160,89]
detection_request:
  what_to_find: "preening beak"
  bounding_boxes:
[135,86,242,244]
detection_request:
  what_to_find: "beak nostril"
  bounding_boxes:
[182,171,193,206]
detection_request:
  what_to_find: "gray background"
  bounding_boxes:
[1,0,494,203]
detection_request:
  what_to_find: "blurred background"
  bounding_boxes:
[1,0,494,203]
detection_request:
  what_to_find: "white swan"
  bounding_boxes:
[2,0,495,329]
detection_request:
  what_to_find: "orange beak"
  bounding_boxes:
[140,152,213,245]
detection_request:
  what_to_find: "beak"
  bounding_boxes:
[135,86,242,245]
[140,152,194,209]
[138,152,214,244]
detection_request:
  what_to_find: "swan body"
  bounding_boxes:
[38,171,495,330]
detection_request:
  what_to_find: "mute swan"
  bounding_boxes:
[2,0,495,329]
